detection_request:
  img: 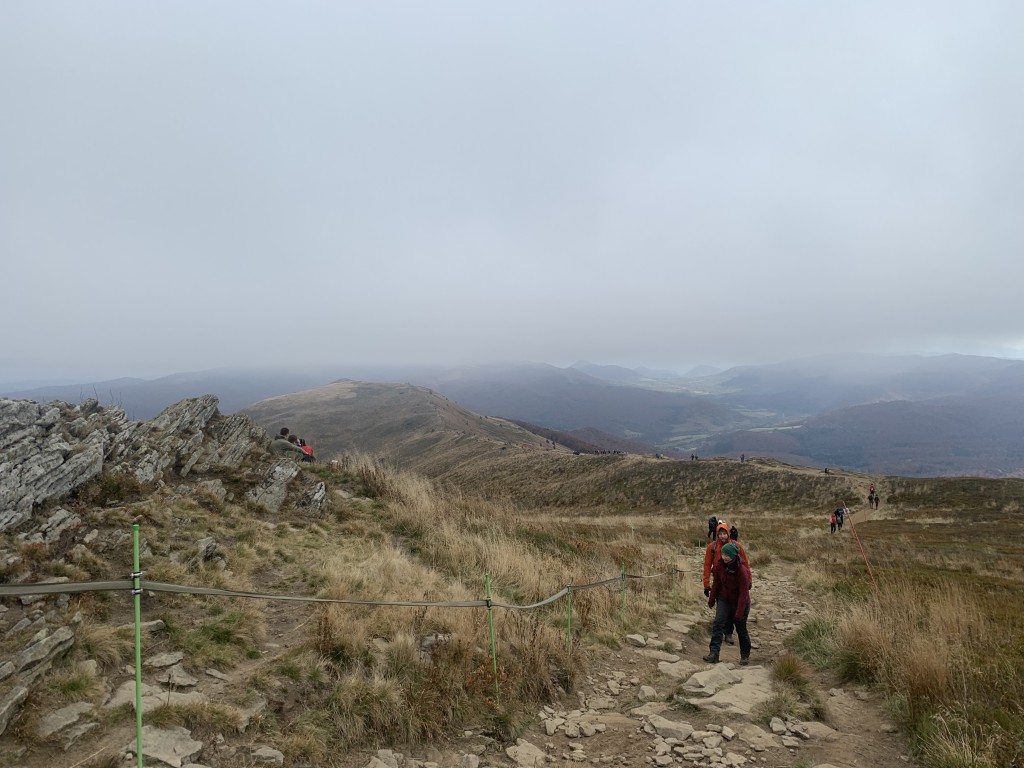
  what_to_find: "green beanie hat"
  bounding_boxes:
[722,543,739,559]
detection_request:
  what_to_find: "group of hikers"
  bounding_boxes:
[867,482,881,509]
[701,485,879,663]
[829,505,847,533]
[269,427,316,462]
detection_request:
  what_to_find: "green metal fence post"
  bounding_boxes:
[620,563,626,623]
[484,572,500,705]
[132,524,144,768]
[566,585,572,656]
[672,566,678,613]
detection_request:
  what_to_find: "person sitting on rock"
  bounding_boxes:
[704,542,752,665]
[299,438,315,463]
[269,429,305,458]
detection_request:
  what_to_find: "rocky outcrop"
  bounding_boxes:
[1,394,269,533]
[0,398,106,531]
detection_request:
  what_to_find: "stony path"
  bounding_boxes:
[489,553,916,768]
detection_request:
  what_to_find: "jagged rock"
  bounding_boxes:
[124,725,202,768]
[375,749,401,768]
[0,661,14,681]
[298,481,328,517]
[246,460,300,513]
[156,663,199,687]
[625,634,646,647]
[145,651,185,668]
[191,537,219,566]
[647,715,693,741]
[195,478,227,501]
[16,625,75,683]
[18,507,81,545]
[459,755,480,768]
[37,701,94,738]
[0,684,29,737]
[0,398,105,532]
[1,395,267,533]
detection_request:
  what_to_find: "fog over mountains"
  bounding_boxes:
[6,353,1024,478]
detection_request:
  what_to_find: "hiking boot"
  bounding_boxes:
[702,653,719,663]
[724,635,735,645]
[740,656,750,666]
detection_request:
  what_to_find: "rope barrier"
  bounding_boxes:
[0,573,676,608]
[843,500,880,599]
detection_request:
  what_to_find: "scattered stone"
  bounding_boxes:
[251,745,285,765]
[124,725,202,768]
[156,663,199,687]
[144,651,185,668]
[205,668,229,681]
[647,715,694,742]
[506,738,548,767]
[625,634,647,647]
[638,685,658,702]
[37,702,94,738]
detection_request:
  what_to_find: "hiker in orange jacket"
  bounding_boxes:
[703,521,750,646]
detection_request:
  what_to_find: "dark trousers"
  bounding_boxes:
[710,599,750,658]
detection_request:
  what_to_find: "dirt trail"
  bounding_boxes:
[489,549,916,768]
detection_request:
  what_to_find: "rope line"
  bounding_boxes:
[843,500,879,599]
[0,568,683,609]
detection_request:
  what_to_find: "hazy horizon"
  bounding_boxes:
[4,2,1023,383]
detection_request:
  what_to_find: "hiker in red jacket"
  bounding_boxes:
[703,522,750,646]
[704,542,752,665]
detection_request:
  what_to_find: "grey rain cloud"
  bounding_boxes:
[2,1,1023,384]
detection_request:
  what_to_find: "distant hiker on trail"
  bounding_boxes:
[704,542,752,666]
[740,453,746,462]
[270,429,305,458]
[868,491,875,507]
[874,494,880,510]
[703,521,750,646]
[830,512,837,534]
[730,524,739,541]
[824,467,830,475]
[299,438,315,463]
[835,506,845,530]
[869,482,876,495]
[707,516,718,540]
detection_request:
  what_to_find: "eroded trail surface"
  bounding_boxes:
[490,552,913,768]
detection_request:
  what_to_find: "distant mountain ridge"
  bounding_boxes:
[7,353,1024,476]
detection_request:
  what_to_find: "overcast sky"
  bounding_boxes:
[2,2,1023,385]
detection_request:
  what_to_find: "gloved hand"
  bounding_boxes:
[704,588,711,597]
[708,597,716,609]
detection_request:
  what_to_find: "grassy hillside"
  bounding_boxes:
[241,381,560,471]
